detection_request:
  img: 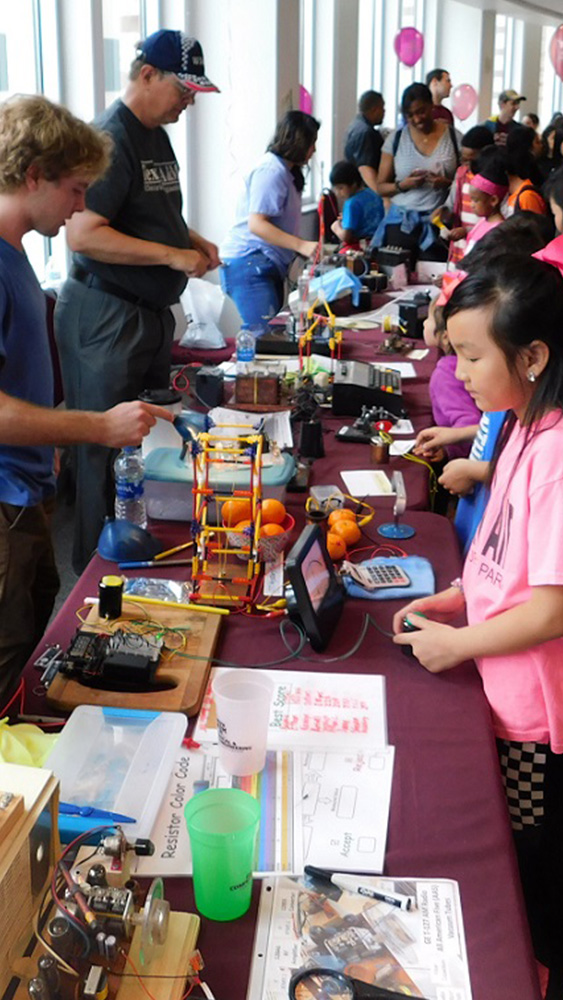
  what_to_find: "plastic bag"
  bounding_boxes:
[179,278,227,350]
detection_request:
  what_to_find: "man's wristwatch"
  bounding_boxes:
[396,179,403,193]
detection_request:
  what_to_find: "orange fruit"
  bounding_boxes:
[223,499,252,526]
[328,508,356,528]
[262,498,286,525]
[233,519,252,534]
[331,519,361,546]
[326,532,347,561]
[260,523,284,537]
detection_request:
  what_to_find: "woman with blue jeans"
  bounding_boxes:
[220,111,320,334]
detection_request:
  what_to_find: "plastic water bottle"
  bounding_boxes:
[114,447,147,528]
[235,326,256,374]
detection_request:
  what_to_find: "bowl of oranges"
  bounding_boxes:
[222,497,295,562]
[325,508,362,562]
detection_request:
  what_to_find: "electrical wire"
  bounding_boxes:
[120,948,215,1000]
[0,676,25,717]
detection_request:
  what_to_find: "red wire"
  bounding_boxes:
[0,677,25,717]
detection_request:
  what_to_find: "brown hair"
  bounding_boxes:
[0,94,112,192]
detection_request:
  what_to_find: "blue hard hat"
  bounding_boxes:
[97,519,163,562]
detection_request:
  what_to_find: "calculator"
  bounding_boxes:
[364,563,411,589]
[342,561,411,591]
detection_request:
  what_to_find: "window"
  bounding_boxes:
[538,24,563,132]
[299,0,316,203]
[491,13,524,115]
[102,0,144,109]
[0,3,50,278]
[357,0,426,131]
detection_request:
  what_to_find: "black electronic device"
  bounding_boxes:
[332,360,407,418]
[285,524,345,650]
[376,244,412,277]
[195,366,224,407]
[336,404,399,442]
[398,292,431,339]
[401,613,425,658]
[60,629,163,688]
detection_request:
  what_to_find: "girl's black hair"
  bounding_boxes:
[268,111,320,191]
[544,164,563,209]
[444,254,563,467]
[401,83,432,117]
[472,146,508,187]
[505,126,543,187]
[460,211,552,272]
[329,160,363,188]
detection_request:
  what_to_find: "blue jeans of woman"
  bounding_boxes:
[220,251,284,334]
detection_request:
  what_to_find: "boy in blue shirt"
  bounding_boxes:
[329,161,384,247]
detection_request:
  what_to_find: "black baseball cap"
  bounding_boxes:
[136,30,219,92]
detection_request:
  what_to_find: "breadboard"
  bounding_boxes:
[46,601,222,716]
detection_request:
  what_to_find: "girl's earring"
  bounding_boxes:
[527,370,536,383]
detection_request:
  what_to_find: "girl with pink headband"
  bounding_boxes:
[464,149,508,254]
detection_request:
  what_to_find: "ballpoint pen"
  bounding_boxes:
[59,802,136,823]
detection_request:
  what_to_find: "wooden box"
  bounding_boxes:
[235,372,280,407]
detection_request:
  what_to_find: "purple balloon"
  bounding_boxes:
[451,84,478,121]
[393,27,424,68]
[299,85,313,116]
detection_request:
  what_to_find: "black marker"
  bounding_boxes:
[304,865,415,911]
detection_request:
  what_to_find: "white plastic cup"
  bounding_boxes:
[212,669,274,776]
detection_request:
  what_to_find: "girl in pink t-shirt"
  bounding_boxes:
[464,149,507,254]
[393,254,563,994]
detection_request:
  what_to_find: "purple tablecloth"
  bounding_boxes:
[21,512,540,1000]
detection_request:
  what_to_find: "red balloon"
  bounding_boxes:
[451,84,478,121]
[393,27,424,68]
[299,85,313,116]
[550,24,563,82]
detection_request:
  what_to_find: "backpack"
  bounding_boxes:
[514,182,545,213]
[392,124,460,165]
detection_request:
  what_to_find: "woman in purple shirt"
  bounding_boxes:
[220,111,319,335]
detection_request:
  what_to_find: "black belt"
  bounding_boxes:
[69,265,165,313]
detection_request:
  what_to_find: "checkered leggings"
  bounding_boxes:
[497,740,548,831]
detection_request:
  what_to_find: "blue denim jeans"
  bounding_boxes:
[220,250,284,334]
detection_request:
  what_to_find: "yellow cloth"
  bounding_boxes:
[0,717,58,767]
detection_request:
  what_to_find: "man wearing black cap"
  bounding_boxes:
[55,30,220,573]
[481,89,526,145]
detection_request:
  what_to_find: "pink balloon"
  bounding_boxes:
[451,83,478,121]
[299,85,313,116]
[550,24,563,83]
[393,27,424,68]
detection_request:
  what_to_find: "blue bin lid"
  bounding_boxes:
[145,447,295,487]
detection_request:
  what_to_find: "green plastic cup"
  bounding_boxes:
[184,787,260,921]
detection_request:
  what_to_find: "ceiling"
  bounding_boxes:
[457,0,562,23]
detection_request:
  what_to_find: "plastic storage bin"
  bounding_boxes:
[144,447,295,522]
[45,706,186,843]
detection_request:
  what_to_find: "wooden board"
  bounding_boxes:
[46,601,222,717]
[117,912,200,1000]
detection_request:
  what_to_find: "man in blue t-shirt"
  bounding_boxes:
[0,95,172,703]
[329,161,384,246]
[55,30,220,573]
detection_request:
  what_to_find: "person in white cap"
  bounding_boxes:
[481,89,526,146]
[55,30,220,573]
